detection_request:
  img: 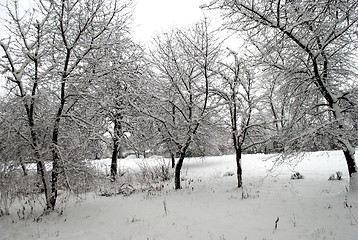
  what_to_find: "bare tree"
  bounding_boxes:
[0,0,133,210]
[213,0,358,177]
[144,19,222,189]
[90,37,146,180]
[211,50,267,188]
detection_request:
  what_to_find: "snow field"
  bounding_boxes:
[0,150,358,240]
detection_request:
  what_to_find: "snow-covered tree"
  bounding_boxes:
[0,0,134,210]
[212,0,358,177]
[88,37,146,180]
[145,19,222,189]
[211,50,267,188]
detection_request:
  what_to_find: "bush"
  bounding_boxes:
[134,158,172,188]
[94,158,173,197]
[291,172,304,180]
[0,169,44,217]
[57,164,97,194]
[328,171,342,181]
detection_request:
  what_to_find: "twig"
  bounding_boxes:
[273,217,279,233]
[290,213,296,227]
[163,199,168,215]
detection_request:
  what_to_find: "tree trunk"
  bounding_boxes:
[28,115,51,208]
[330,102,357,179]
[110,137,119,180]
[111,116,122,181]
[236,145,243,188]
[171,152,175,168]
[110,139,119,180]
[50,117,61,210]
[174,153,185,189]
[343,148,357,177]
[37,158,52,209]
[49,58,68,210]
[19,157,27,176]
[50,157,59,210]
[28,117,52,209]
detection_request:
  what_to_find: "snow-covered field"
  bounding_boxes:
[1,150,358,240]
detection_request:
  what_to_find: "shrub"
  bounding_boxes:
[328,171,342,181]
[291,172,304,180]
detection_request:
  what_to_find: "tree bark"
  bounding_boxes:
[174,152,185,189]
[171,152,175,169]
[27,84,52,209]
[236,145,243,188]
[110,117,121,181]
[49,46,70,210]
[36,156,51,209]
[343,148,357,177]
[110,139,119,180]
[50,111,62,210]
[18,153,27,176]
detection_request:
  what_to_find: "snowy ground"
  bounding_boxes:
[1,150,358,240]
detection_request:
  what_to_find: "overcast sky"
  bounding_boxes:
[0,0,222,94]
[132,0,214,44]
[0,0,216,44]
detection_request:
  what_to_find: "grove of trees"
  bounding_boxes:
[212,0,358,177]
[0,0,357,212]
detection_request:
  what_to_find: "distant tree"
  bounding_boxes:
[211,50,268,188]
[89,37,146,180]
[144,19,222,189]
[213,0,358,177]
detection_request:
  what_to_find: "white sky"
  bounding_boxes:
[0,0,216,44]
[131,0,214,44]
[0,0,222,94]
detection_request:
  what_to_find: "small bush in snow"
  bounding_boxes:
[291,172,304,180]
[135,159,172,187]
[0,170,42,217]
[96,158,172,197]
[241,187,260,199]
[223,171,235,177]
[328,171,342,181]
[98,182,135,197]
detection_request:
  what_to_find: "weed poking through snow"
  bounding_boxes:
[290,213,297,227]
[344,195,358,225]
[163,199,168,215]
[241,186,260,199]
[273,217,279,233]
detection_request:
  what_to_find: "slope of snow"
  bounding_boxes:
[1,150,358,240]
